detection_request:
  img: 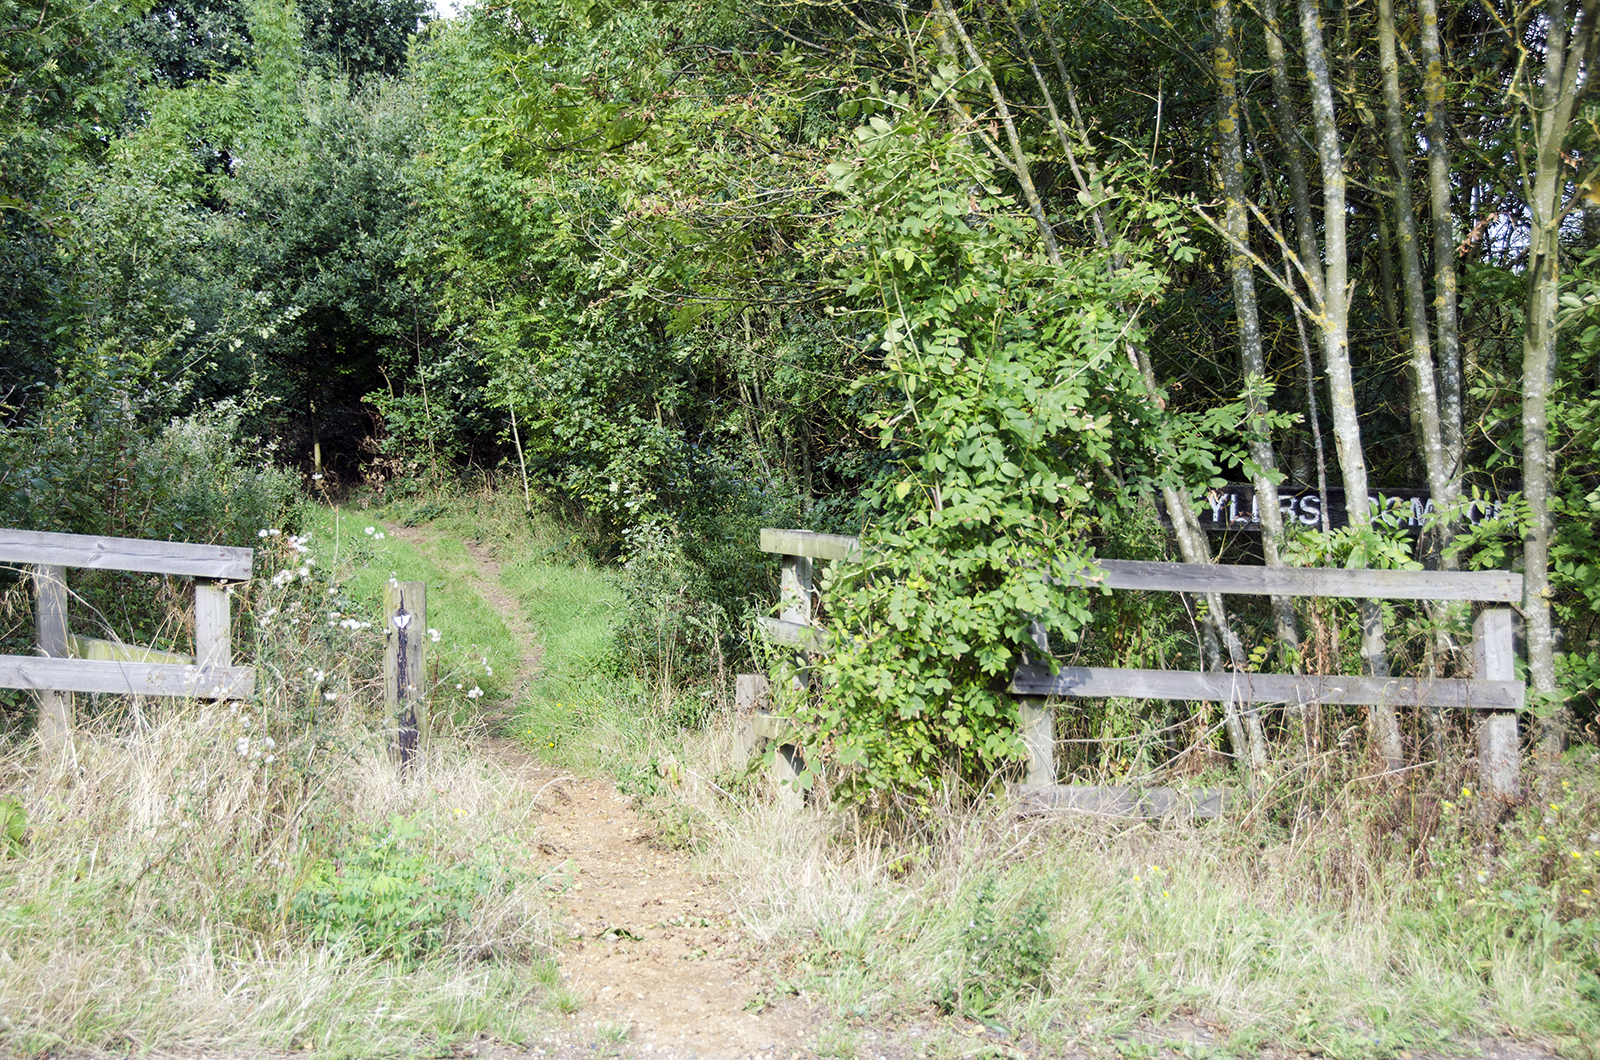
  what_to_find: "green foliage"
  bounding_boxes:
[941,873,1055,1017]
[1423,765,1600,1025]
[292,814,512,959]
[2,0,136,394]
[0,796,25,857]
[0,355,298,694]
[804,105,1170,799]
[1451,252,1600,725]
[0,354,296,549]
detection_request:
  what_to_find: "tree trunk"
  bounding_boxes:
[1417,0,1464,511]
[1520,0,1598,757]
[934,0,1061,265]
[1213,0,1302,671]
[1377,0,1456,565]
[1297,0,1401,771]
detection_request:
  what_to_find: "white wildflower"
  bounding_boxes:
[236,737,250,757]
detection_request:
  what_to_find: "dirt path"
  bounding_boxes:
[389,523,816,1059]
[476,739,814,1060]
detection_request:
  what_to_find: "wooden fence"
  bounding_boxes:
[0,529,256,748]
[751,529,1524,812]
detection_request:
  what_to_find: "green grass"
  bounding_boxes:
[307,491,645,761]
[299,503,519,717]
[0,490,583,1059]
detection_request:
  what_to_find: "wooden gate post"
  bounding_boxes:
[773,555,811,810]
[384,581,429,772]
[1018,619,1055,786]
[1473,608,1520,802]
[32,565,73,751]
[734,673,767,767]
[194,580,234,700]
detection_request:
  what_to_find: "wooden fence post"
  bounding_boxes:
[1019,619,1054,786]
[734,673,768,767]
[384,581,428,772]
[779,554,812,627]
[32,565,72,750]
[194,580,233,699]
[1473,608,1520,802]
[774,555,811,810]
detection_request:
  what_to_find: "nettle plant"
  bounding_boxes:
[801,104,1171,800]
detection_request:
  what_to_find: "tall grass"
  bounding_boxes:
[603,721,1600,1058]
[0,510,562,1058]
[8,480,1598,1060]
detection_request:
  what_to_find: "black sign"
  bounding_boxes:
[1160,486,1506,533]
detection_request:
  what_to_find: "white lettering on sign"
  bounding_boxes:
[1162,486,1504,533]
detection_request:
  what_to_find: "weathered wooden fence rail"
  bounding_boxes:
[751,529,1524,812]
[0,529,256,748]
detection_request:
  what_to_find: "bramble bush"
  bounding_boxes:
[799,98,1176,800]
[292,814,517,959]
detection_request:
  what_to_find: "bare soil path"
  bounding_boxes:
[389,523,818,1059]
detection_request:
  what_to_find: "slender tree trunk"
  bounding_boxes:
[1213,0,1302,673]
[1520,0,1598,756]
[1008,4,1109,251]
[1262,0,1332,529]
[1263,0,1324,308]
[934,0,1061,264]
[1418,0,1464,507]
[1377,0,1456,562]
[1298,0,1401,771]
[1133,347,1266,771]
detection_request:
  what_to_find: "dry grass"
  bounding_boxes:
[622,724,1600,1058]
[0,705,560,1057]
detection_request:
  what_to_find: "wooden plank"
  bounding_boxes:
[0,529,253,580]
[384,581,429,771]
[1017,699,1054,786]
[31,564,73,748]
[194,581,232,669]
[1011,783,1230,819]
[753,534,1519,601]
[1473,608,1521,801]
[780,555,813,624]
[0,656,254,698]
[751,713,799,743]
[759,529,861,562]
[773,742,804,811]
[1010,663,1525,711]
[1081,559,1521,602]
[69,636,193,665]
[733,674,769,766]
[756,616,830,653]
